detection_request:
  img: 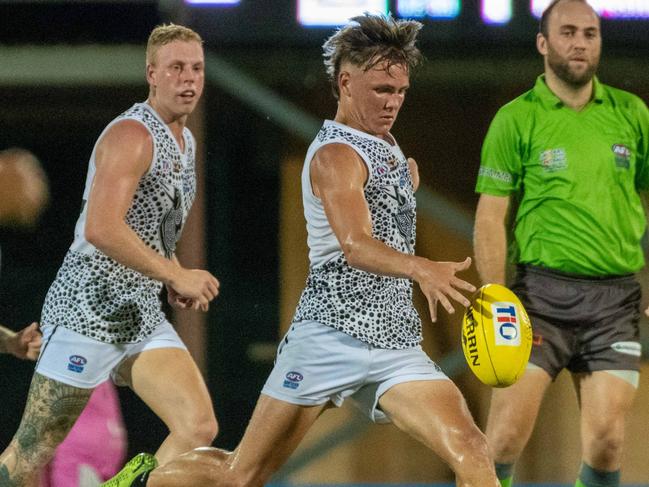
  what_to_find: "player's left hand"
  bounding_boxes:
[7,322,42,361]
[644,304,649,317]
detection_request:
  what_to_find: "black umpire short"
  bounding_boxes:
[511,264,642,379]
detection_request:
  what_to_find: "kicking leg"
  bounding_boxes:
[0,373,91,486]
[148,394,329,487]
[379,379,498,487]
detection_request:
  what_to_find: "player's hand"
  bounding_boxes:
[413,256,476,323]
[166,285,196,310]
[168,268,220,312]
[407,157,419,192]
[644,304,649,318]
[7,322,42,361]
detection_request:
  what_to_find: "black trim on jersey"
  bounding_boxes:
[35,324,59,369]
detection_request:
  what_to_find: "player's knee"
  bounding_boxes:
[174,411,218,447]
[465,429,492,462]
[487,423,525,461]
[450,427,493,472]
[447,428,499,484]
[585,422,624,467]
[192,414,219,445]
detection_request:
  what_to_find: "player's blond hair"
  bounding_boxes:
[146,24,203,65]
[323,13,423,100]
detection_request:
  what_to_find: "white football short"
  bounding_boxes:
[261,319,448,423]
[35,320,186,388]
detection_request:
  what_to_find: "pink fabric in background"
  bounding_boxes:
[40,381,127,486]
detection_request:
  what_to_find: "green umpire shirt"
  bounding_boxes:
[476,75,649,276]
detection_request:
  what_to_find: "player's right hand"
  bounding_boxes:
[412,256,476,323]
[168,268,220,312]
[8,322,42,361]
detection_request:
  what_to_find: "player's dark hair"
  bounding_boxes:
[539,0,598,38]
[323,13,423,100]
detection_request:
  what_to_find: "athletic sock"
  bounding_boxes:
[574,463,620,487]
[495,462,514,487]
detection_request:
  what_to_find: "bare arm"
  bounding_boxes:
[641,193,649,317]
[473,193,511,285]
[85,121,218,308]
[312,144,475,322]
[0,325,14,354]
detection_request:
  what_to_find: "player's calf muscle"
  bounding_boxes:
[4,373,90,477]
[0,465,17,487]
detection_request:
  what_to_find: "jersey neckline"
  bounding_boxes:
[139,102,190,157]
[324,120,398,149]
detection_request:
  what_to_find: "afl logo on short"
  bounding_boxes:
[283,371,303,390]
[67,355,87,373]
[491,303,521,346]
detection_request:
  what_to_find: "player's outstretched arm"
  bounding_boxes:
[473,193,510,286]
[85,121,218,310]
[0,322,41,360]
[311,143,475,322]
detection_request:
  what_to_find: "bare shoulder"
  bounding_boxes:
[311,143,368,197]
[312,143,366,179]
[98,119,152,151]
[95,119,153,174]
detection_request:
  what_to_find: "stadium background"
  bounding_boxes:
[0,0,648,485]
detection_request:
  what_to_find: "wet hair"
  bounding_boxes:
[539,0,598,38]
[146,23,203,65]
[323,13,423,99]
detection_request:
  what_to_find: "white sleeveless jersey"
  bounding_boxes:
[41,103,196,344]
[293,120,421,349]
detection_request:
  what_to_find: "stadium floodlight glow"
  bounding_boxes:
[185,0,240,4]
[482,0,512,24]
[397,0,461,19]
[530,0,551,16]
[531,0,649,19]
[298,0,389,26]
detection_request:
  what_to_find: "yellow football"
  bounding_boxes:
[461,283,532,387]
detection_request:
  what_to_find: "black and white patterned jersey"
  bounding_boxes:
[293,120,421,349]
[41,103,196,344]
